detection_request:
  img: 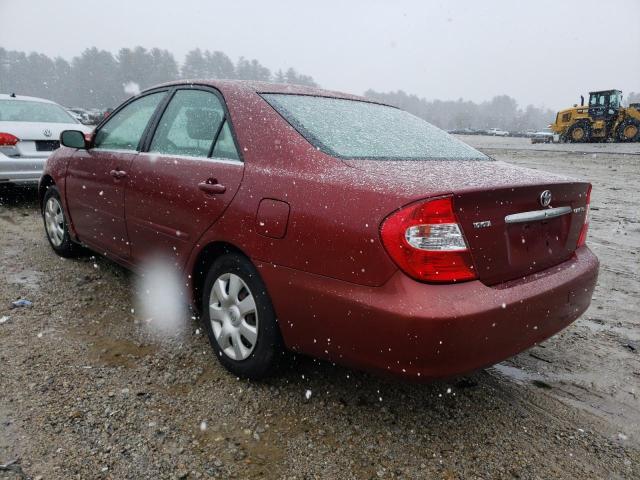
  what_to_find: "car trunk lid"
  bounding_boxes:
[0,121,82,158]
[454,183,589,285]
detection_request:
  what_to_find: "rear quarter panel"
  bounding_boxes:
[185,87,401,288]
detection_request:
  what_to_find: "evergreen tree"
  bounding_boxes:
[181,48,207,78]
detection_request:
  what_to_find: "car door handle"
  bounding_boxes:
[198,180,226,194]
[110,169,127,179]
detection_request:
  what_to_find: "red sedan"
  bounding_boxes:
[40,80,598,380]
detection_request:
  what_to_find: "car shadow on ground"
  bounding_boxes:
[0,185,39,209]
[268,346,510,409]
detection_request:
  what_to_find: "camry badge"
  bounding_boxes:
[539,190,552,207]
[43,129,52,138]
[473,220,492,229]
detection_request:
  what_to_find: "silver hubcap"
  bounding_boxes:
[209,273,258,361]
[44,197,65,247]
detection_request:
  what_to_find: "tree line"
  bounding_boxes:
[365,89,640,132]
[2,46,637,131]
[365,90,556,132]
[0,46,317,109]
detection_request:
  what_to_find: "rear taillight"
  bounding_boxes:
[577,185,591,247]
[380,196,477,283]
[0,132,19,146]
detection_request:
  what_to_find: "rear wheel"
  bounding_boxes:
[567,122,592,143]
[617,119,640,142]
[42,186,80,257]
[202,253,282,379]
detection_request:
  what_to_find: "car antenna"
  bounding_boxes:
[9,92,16,98]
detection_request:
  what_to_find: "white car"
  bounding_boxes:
[530,128,558,144]
[487,128,509,136]
[0,94,93,184]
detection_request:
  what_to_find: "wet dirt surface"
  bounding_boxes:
[1,139,639,479]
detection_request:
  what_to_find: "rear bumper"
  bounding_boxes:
[258,246,599,380]
[0,153,46,184]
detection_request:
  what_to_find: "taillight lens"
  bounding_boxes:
[0,132,19,146]
[380,196,477,283]
[577,185,591,247]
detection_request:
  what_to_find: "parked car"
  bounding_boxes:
[531,128,558,144]
[449,128,483,135]
[87,108,108,125]
[66,107,91,124]
[0,94,92,185]
[40,81,598,380]
[486,127,509,136]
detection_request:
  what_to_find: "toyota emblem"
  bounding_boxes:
[539,190,552,207]
[43,129,52,138]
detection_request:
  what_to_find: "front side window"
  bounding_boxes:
[0,100,77,123]
[150,90,225,158]
[262,94,487,161]
[94,92,165,151]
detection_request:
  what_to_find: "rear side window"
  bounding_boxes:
[94,92,165,151]
[262,94,488,161]
[211,121,240,160]
[150,90,224,158]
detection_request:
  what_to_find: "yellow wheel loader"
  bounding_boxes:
[550,89,640,143]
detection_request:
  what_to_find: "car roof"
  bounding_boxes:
[146,79,389,105]
[0,93,62,104]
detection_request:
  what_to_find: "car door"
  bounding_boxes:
[125,87,244,268]
[65,91,167,260]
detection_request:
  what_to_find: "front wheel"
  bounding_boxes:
[567,122,591,143]
[42,186,80,257]
[202,253,282,379]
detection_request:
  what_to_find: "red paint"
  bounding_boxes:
[41,80,599,380]
[256,199,290,239]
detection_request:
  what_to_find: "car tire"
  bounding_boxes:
[42,186,80,258]
[616,119,640,142]
[567,122,592,143]
[202,253,282,379]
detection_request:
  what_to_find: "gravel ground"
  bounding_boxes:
[1,137,639,479]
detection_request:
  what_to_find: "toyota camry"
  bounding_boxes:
[39,80,598,380]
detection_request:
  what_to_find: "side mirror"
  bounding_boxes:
[60,130,87,149]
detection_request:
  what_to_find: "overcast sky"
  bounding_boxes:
[1,0,639,109]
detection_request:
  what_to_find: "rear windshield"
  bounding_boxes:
[0,99,77,124]
[262,94,488,161]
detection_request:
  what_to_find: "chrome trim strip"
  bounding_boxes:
[92,148,139,155]
[137,152,243,165]
[505,206,572,224]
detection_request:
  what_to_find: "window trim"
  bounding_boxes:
[207,118,227,158]
[138,151,242,166]
[141,84,244,163]
[90,88,169,152]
